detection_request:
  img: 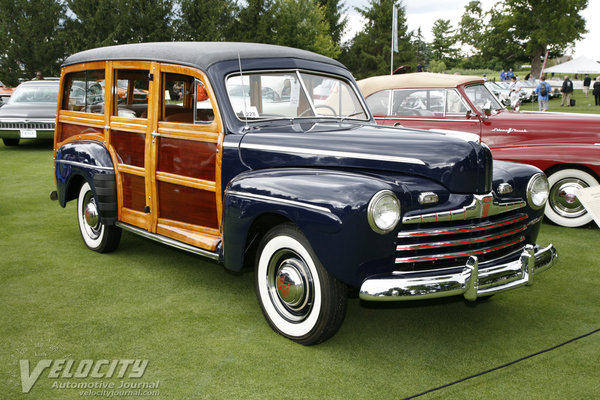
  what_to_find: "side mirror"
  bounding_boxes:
[481,101,492,117]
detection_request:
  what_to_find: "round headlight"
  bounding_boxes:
[527,173,549,210]
[368,190,401,234]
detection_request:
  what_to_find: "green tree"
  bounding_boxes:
[65,0,174,54]
[342,0,415,79]
[412,27,431,69]
[505,0,587,77]
[233,0,274,43]
[430,19,459,67]
[459,0,588,76]
[270,0,339,58]
[176,0,237,41]
[0,0,67,84]
[317,0,347,46]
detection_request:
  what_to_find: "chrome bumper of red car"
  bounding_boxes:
[359,244,557,301]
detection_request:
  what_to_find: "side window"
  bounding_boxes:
[365,90,390,115]
[161,72,214,124]
[392,89,444,116]
[446,89,469,115]
[113,69,149,118]
[62,69,105,114]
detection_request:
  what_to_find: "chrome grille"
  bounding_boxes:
[395,212,530,272]
[0,121,54,130]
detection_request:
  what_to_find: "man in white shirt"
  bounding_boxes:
[509,76,522,111]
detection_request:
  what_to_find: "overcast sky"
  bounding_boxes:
[342,0,599,61]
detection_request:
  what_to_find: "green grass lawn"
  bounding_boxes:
[1,140,599,399]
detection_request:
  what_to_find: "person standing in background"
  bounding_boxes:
[509,76,522,111]
[535,76,552,111]
[506,68,515,80]
[560,75,574,106]
[593,77,600,106]
[583,74,591,97]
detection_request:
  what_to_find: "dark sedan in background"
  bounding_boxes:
[0,79,59,146]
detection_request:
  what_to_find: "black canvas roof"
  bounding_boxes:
[62,42,345,70]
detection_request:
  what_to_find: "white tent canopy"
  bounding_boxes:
[544,56,600,74]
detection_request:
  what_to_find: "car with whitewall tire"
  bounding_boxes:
[51,43,557,344]
[359,72,600,228]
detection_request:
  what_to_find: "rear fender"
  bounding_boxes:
[54,140,117,224]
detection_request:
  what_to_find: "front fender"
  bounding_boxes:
[222,168,398,287]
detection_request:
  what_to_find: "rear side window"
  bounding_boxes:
[113,69,150,119]
[62,69,105,113]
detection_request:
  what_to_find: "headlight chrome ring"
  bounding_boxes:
[368,190,401,234]
[527,173,550,210]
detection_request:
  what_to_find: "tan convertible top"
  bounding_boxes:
[357,72,484,97]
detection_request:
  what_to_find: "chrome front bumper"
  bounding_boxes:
[359,244,557,301]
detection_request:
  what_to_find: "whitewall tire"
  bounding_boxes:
[545,169,599,228]
[77,181,121,252]
[255,224,347,345]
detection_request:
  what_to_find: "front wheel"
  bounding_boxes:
[77,181,121,252]
[255,224,347,345]
[545,169,599,227]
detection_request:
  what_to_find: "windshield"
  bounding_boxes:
[464,83,503,111]
[226,71,368,121]
[9,84,59,103]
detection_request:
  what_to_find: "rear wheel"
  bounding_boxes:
[2,138,19,146]
[77,181,121,252]
[545,169,598,227]
[255,223,347,345]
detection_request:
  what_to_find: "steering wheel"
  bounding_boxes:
[299,104,337,117]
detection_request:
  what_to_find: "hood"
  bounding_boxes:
[0,103,56,120]
[238,122,492,194]
[488,109,600,144]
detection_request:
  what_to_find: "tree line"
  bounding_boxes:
[0,0,588,86]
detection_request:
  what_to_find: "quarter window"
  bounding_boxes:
[62,69,105,114]
[446,90,469,115]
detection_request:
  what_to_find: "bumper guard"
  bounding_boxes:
[359,244,557,301]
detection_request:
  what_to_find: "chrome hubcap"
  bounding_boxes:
[267,249,313,322]
[84,200,99,228]
[549,178,588,218]
[276,264,305,307]
[81,191,101,238]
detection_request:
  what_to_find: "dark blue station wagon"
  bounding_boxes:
[51,42,557,345]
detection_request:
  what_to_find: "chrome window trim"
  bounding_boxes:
[383,117,478,123]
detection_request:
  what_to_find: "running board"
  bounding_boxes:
[115,222,220,261]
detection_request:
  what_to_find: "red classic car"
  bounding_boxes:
[358,72,600,228]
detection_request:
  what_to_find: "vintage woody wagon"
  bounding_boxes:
[52,43,557,345]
